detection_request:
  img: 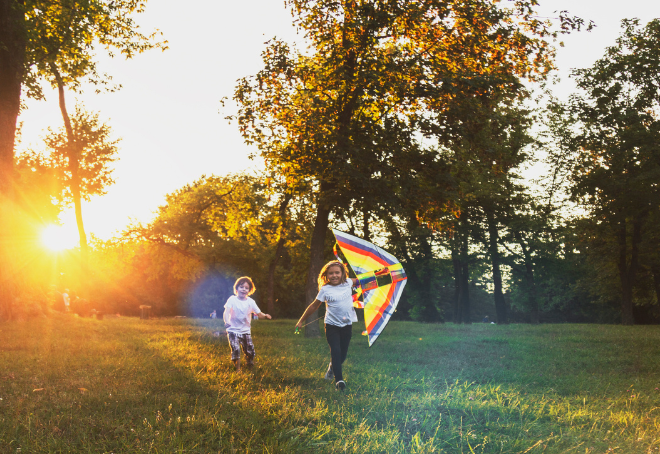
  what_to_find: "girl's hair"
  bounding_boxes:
[233,276,256,296]
[318,260,348,290]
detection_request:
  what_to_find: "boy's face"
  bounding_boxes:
[236,282,251,298]
[326,265,343,286]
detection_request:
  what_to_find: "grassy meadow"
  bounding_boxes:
[1,315,659,453]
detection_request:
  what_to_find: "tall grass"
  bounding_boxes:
[1,315,659,453]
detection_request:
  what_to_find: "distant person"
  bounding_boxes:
[223,277,271,371]
[210,310,217,319]
[296,260,358,392]
[483,315,489,323]
[62,289,71,312]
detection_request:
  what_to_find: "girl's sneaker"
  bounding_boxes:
[335,380,346,391]
[324,362,334,380]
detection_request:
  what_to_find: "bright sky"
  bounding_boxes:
[17,0,660,242]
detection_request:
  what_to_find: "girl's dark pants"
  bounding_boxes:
[325,323,352,382]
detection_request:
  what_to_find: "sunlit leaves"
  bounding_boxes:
[23,104,120,205]
[568,19,660,217]
[23,0,167,98]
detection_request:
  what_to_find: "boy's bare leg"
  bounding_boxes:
[233,359,240,371]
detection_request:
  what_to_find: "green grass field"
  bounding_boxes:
[1,315,659,453]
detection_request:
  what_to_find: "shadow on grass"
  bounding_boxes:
[2,317,660,453]
[0,316,318,453]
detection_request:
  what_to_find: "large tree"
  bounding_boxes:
[0,0,164,317]
[567,19,660,325]
[20,105,120,265]
[410,1,590,324]
[232,1,424,335]
[1,0,164,196]
[233,0,580,333]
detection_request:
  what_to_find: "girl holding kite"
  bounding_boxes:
[296,260,358,391]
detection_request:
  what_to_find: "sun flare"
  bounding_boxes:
[41,224,79,251]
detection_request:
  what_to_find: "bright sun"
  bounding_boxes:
[41,224,79,251]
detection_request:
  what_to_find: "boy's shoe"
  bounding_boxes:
[324,362,334,381]
[335,380,346,391]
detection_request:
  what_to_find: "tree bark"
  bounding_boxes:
[458,252,471,324]
[452,248,462,323]
[515,231,539,324]
[266,192,291,315]
[651,264,660,308]
[0,0,25,196]
[304,183,332,337]
[0,0,26,319]
[453,214,471,324]
[617,216,642,325]
[51,65,89,269]
[487,212,508,324]
[362,205,370,241]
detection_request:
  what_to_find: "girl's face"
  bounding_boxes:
[236,282,251,298]
[326,265,344,286]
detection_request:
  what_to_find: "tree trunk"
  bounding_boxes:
[452,234,471,323]
[386,214,422,318]
[487,213,507,324]
[304,183,332,338]
[453,218,472,324]
[0,0,24,196]
[516,232,539,324]
[362,205,370,241]
[456,212,472,324]
[458,254,471,324]
[651,264,660,307]
[52,66,89,269]
[452,248,462,323]
[0,0,26,319]
[617,217,642,325]
[415,223,438,321]
[266,192,291,315]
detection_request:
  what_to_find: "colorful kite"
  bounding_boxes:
[332,229,408,347]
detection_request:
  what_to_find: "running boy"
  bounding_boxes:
[223,277,271,371]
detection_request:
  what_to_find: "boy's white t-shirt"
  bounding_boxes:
[316,280,357,327]
[223,295,261,334]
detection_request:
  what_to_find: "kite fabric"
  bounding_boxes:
[331,229,408,347]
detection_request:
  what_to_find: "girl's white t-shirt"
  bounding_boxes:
[223,295,261,334]
[316,280,357,327]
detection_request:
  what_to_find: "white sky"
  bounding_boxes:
[17,0,660,241]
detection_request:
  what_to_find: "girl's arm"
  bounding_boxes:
[295,299,323,328]
[257,312,271,320]
[350,278,358,286]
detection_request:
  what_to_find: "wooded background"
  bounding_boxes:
[1,1,659,326]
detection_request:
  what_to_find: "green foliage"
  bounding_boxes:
[570,19,660,220]
[227,0,598,325]
[563,19,660,324]
[23,0,166,98]
[90,174,316,317]
[2,318,659,452]
[19,104,120,204]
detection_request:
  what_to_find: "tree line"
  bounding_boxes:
[1,1,658,326]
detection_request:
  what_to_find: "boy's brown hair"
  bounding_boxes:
[317,260,348,290]
[233,276,256,296]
